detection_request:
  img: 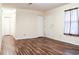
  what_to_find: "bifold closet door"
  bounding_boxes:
[37,16,44,37]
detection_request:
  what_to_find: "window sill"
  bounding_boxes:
[64,33,79,37]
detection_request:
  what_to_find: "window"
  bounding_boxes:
[64,8,79,36]
[2,8,16,36]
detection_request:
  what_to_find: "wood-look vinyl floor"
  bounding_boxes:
[15,37,79,55]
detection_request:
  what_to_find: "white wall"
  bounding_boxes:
[15,9,44,39]
[45,3,79,45]
[1,4,45,39]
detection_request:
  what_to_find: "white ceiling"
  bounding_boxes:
[2,3,67,12]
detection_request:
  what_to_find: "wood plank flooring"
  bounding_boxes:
[15,37,79,55]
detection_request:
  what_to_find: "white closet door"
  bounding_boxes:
[37,16,44,37]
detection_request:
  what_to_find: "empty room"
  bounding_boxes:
[0,3,79,55]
